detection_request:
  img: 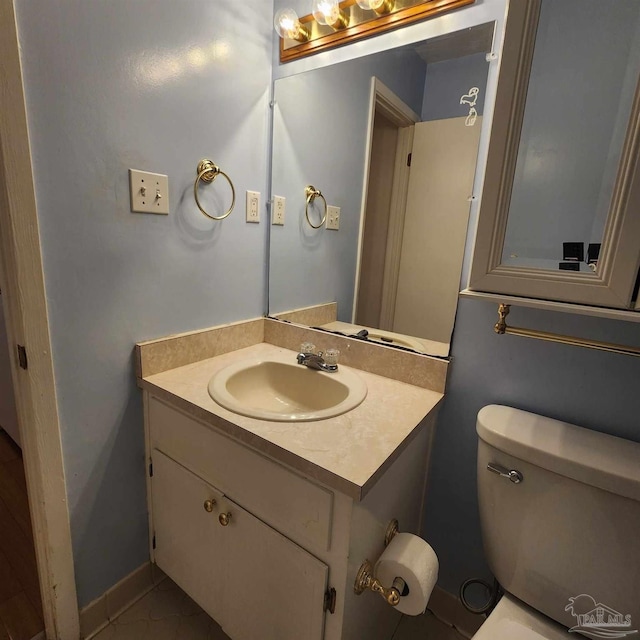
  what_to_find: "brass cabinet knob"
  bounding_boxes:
[219,512,232,526]
[203,499,216,513]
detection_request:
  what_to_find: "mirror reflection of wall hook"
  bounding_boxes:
[461,87,480,126]
[460,87,479,107]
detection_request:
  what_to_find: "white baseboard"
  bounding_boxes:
[428,585,485,639]
[79,561,166,639]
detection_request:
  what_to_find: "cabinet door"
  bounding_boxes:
[151,449,225,622]
[218,496,329,640]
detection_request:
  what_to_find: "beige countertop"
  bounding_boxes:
[140,342,443,500]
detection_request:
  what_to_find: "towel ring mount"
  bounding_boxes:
[194,159,236,221]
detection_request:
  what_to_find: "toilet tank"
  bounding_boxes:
[477,405,640,633]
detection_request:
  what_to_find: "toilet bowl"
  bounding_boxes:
[474,594,572,639]
[472,405,640,639]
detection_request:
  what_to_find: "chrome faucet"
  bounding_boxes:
[296,350,338,372]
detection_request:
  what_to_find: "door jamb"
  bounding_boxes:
[0,2,80,638]
[353,78,419,326]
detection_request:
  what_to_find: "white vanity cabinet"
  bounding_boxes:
[151,449,225,624]
[151,449,328,640]
[144,392,436,640]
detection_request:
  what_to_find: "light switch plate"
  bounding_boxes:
[326,205,340,230]
[246,190,260,223]
[273,196,285,225]
[129,169,169,215]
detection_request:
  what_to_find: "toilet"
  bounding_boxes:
[473,405,640,639]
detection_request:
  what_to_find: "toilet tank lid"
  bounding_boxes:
[477,405,640,503]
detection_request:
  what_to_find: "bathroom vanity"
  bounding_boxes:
[136,319,446,640]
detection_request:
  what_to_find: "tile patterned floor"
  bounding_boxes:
[93,577,467,640]
[92,579,230,640]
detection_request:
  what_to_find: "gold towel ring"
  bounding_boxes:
[305,185,327,229]
[194,159,236,221]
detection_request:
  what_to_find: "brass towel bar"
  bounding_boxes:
[494,304,640,358]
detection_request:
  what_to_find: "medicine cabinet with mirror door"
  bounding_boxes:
[468,0,640,313]
[268,23,495,357]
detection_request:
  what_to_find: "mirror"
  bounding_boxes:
[468,0,640,309]
[268,25,494,357]
[501,0,640,274]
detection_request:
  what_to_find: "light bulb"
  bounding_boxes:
[312,0,349,30]
[355,0,395,14]
[274,8,310,42]
[312,0,337,25]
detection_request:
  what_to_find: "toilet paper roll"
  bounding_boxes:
[375,532,439,616]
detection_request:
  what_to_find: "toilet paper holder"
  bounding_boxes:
[354,560,406,606]
[354,519,404,606]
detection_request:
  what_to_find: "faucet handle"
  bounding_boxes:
[300,342,316,354]
[324,348,340,366]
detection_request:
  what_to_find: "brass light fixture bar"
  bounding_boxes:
[369,0,396,15]
[279,0,475,63]
[495,304,640,358]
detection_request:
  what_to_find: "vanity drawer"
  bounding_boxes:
[148,396,333,551]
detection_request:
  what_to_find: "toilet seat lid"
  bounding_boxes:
[474,594,573,640]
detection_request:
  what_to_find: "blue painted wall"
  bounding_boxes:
[15,0,273,607]
[425,298,640,593]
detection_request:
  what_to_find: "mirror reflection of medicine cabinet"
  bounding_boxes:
[469,0,640,313]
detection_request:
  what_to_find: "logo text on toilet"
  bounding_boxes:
[566,594,637,638]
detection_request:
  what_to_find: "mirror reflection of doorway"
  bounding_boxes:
[355,82,418,332]
[356,83,483,347]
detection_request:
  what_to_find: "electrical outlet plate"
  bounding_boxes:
[326,205,340,230]
[246,190,260,223]
[129,169,169,215]
[273,195,285,225]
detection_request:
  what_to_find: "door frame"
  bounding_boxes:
[0,1,79,637]
[352,78,420,327]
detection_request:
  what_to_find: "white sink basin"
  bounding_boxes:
[208,357,367,422]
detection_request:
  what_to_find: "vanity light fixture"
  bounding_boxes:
[355,0,396,15]
[312,0,349,30]
[276,0,476,63]
[274,8,310,43]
